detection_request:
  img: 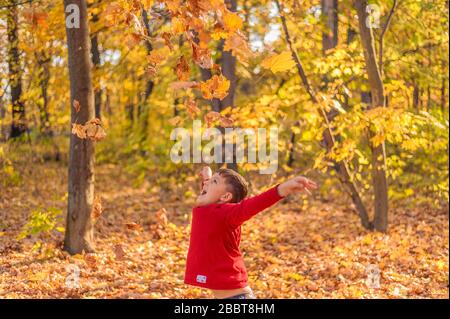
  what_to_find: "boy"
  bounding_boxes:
[184,166,318,299]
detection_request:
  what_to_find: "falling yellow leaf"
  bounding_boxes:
[261,51,296,73]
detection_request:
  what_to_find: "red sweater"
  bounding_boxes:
[184,185,284,290]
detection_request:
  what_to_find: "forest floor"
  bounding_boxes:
[0,161,448,299]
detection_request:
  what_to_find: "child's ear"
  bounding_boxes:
[220,192,233,203]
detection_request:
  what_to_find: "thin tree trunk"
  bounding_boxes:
[321,0,338,53]
[355,0,389,232]
[36,52,52,135]
[7,1,26,138]
[441,76,447,114]
[287,128,296,167]
[222,0,238,171]
[275,0,372,229]
[0,94,6,141]
[199,0,238,171]
[137,8,156,139]
[64,0,96,254]
[91,15,102,119]
[378,0,398,78]
[413,83,420,113]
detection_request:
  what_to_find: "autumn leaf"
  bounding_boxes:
[198,0,224,11]
[23,8,48,28]
[73,100,80,113]
[223,11,243,33]
[85,119,107,142]
[175,56,190,81]
[186,99,200,119]
[156,208,168,227]
[91,196,103,220]
[71,123,86,139]
[113,244,126,261]
[261,51,296,73]
[199,75,230,100]
[125,222,143,232]
[162,32,174,51]
[192,43,214,69]
[147,50,166,66]
[223,32,254,62]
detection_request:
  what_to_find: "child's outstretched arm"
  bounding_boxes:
[226,176,318,227]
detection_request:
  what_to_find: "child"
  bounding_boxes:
[184,166,318,299]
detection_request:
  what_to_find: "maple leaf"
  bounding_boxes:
[223,32,254,62]
[186,99,200,119]
[223,11,243,33]
[71,123,86,139]
[200,75,230,100]
[73,100,81,113]
[175,56,190,81]
[192,43,214,69]
[261,51,296,73]
[84,119,107,142]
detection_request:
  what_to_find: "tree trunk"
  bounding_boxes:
[413,83,420,113]
[36,52,52,135]
[199,0,238,171]
[7,1,26,138]
[441,77,447,114]
[355,0,389,232]
[0,95,6,141]
[63,0,96,254]
[91,14,102,119]
[222,0,238,171]
[321,0,338,53]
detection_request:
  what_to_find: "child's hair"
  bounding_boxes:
[217,168,248,203]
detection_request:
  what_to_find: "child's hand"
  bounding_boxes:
[198,166,212,181]
[277,176,318,197]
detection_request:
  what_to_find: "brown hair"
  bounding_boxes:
[217,168,249,203]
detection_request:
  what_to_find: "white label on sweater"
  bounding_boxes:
[196,275,207,283]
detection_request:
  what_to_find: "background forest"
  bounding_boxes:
[0,0,448,299]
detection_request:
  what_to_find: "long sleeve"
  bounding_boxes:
[225,185,284,227]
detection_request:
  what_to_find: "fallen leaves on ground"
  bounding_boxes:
[0,163,448,299]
